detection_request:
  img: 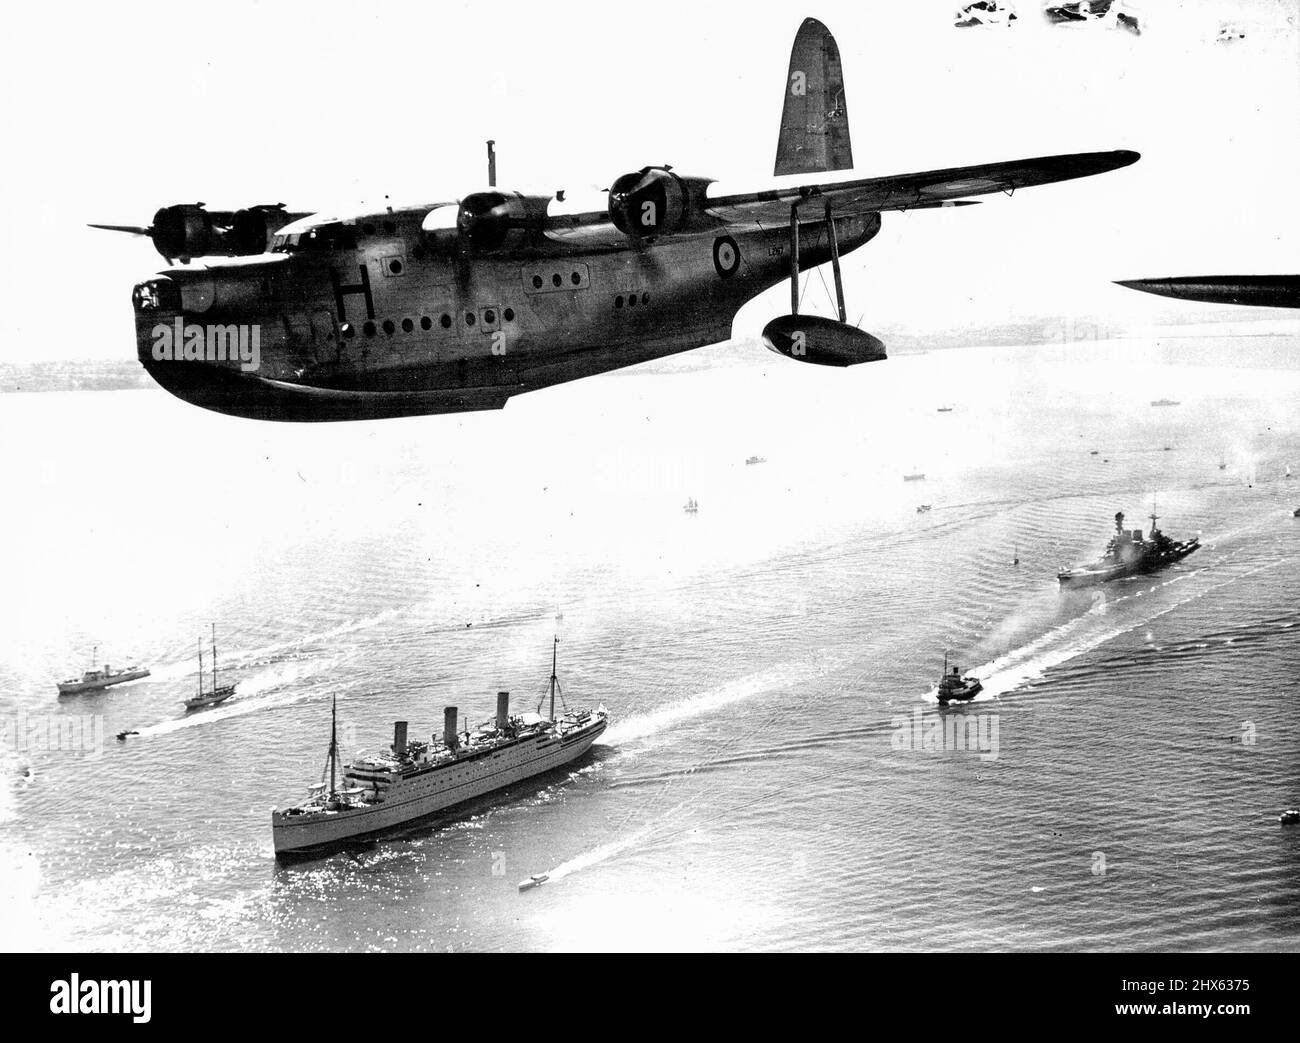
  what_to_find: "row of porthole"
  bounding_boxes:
[614,293,651,309]
[532,271,584,289]
[341,307,517,339]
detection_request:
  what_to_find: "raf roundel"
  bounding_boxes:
[713,235,740,279]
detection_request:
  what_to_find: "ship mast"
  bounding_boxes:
[210,623,218,696]
[549,635,559,722]
[197,638,203,700]
[329,694,338,799]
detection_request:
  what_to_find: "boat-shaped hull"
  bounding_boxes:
[272,718,606,858]
[183,685,236,710]
[56,668,150,695]
[1058,539,1199,588]
[938,680,983,705]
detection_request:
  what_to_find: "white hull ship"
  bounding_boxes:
[57,646,149,695]
[272,639,607,860]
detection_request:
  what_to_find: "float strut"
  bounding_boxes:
[789,204,800,315]
[826,202,846,323]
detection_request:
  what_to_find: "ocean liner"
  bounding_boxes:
[272,639,607,859]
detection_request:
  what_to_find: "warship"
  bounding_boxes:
[57,647,149,695]
[272,638,607,859]
[1058,509,1199,587]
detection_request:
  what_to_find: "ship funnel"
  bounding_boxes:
[444,706,459,749]
[496,691,510,729]
[393,720,408,758]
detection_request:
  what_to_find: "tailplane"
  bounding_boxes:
[774,17,854,176]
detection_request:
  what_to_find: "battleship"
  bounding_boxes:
[272,639,608,859]
[56,647,149,695]
[1058,510,1199,587]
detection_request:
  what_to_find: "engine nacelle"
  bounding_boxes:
[148,203,297,262]
[608,167,688,239]
[456,191,527,251]
[150,204,217,262]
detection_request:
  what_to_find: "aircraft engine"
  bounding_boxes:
[92,203,299,262]
[608,167,687,239]
[455,191,528,251]
[149,204,218,262]
[227,204,296,256]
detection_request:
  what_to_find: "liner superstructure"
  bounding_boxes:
[272,640,607,858]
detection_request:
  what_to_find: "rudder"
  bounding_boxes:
[774,17,854,176]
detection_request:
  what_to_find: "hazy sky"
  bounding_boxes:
[1,0,1296,359]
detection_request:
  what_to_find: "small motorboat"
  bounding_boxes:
[1280,810,1300,825]
[519,873,550,892]
[115,730,139,741]
[916,504,932,514]
[1293,507,1300,518]
[936,655,983,705]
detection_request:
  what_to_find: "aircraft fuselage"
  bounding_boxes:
[132,205,881,421]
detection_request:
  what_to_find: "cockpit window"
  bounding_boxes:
[272,223,357,253]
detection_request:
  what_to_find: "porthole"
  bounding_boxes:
[363,320,376,337]
[341,322,355,339]
[642,292,650,304]
[627,294,636,308]
[614,296,623,308]
[465,312,476,326]
[440,314,452,329]
[571,271,581,285]
[420,316,432,331]
[401,318,414,333]
[389,259,403,275]
[503,307,515,321]
[382,319,395,335]
[552,273,562,287]
[484,309,496,324]
[532,275,543,289]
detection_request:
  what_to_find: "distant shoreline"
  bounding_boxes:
[0,360,152,395]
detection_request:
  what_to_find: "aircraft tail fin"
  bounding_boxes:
[774,18,854,176]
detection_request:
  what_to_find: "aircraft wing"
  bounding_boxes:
[543,150,1137,245]
[703,150,1139,227]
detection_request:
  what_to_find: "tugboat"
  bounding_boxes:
[937,655,983,705]
[56,646,150,695]
[271,637,608,860]
[744,456,766,466]
[683,497,699,514]
[1058,508,1199,587]
[182,625,236,711]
